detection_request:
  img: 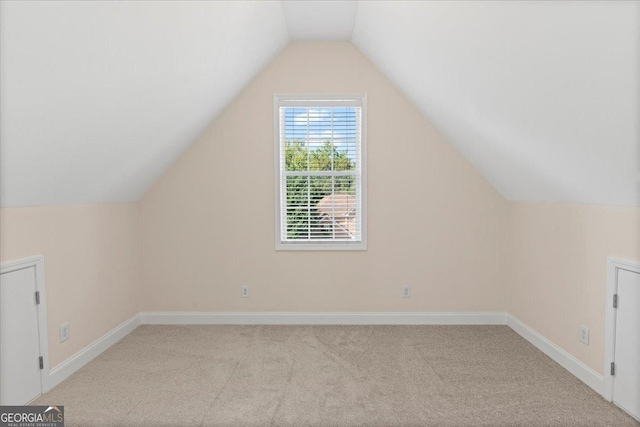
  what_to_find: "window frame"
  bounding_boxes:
[274,94,367,251]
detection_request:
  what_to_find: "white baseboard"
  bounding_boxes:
[506,314,604,396]
[45,313,141,392]
[42,311,606,401]
[42,311,503,394]
[140,311,508,325]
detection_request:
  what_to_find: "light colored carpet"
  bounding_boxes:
[33,325,638,426]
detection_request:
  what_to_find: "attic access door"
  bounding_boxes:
[0,257,49,405]
[605,258,640,422]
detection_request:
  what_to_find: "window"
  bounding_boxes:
[274,95,367,250]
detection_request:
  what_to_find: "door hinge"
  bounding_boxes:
[610,362,615,376]
[35,291,40,305]
[39,356,44,370]
[613,294,618,308]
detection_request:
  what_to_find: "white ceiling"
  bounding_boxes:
[282,0,358,41]
[0,1,288,207]
[1,1,638,208]
[353,0,639,206]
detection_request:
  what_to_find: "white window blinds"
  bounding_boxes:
[276,96,365,249]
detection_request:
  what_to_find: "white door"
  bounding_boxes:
[0,266,43,405]
[613,268,640,421]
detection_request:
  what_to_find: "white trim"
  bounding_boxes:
[278,98,363,108]
[604,257,640,402]
[14,308,613,404]
[1,255,45,273]
[141,311,506,325]
[37,311,504,391]
[45,313,141,392]
[273,93,368,251]
[507,314,604,396]
[140,311,605,398]
[0,255,50,403]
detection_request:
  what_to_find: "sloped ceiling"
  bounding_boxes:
[353,1,639,207]
[2,1,638,208]
[0,1,288,207]
[283,0,358,41]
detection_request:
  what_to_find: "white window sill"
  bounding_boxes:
[275,241,367,251]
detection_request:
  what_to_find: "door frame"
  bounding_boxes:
[0,255,50,401]
[604,256,640,403]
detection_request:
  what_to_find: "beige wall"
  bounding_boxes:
[508,201,640,374]
[140,42,510,313]
[0,203,141,367]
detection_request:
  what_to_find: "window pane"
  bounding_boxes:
[309,142,334,171]
[333,107,358,171]
[331,176,358,239]
[284,141,308,172]
[334,175,357,197]
[309,176,332,238]
[285,175,309,239]
[285,174,359,241]
[283,107,359,172]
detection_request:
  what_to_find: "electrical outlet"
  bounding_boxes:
[59,323,70,343]
[402,286,411,298]
[241,285,250,298]
[579,325,589,345]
